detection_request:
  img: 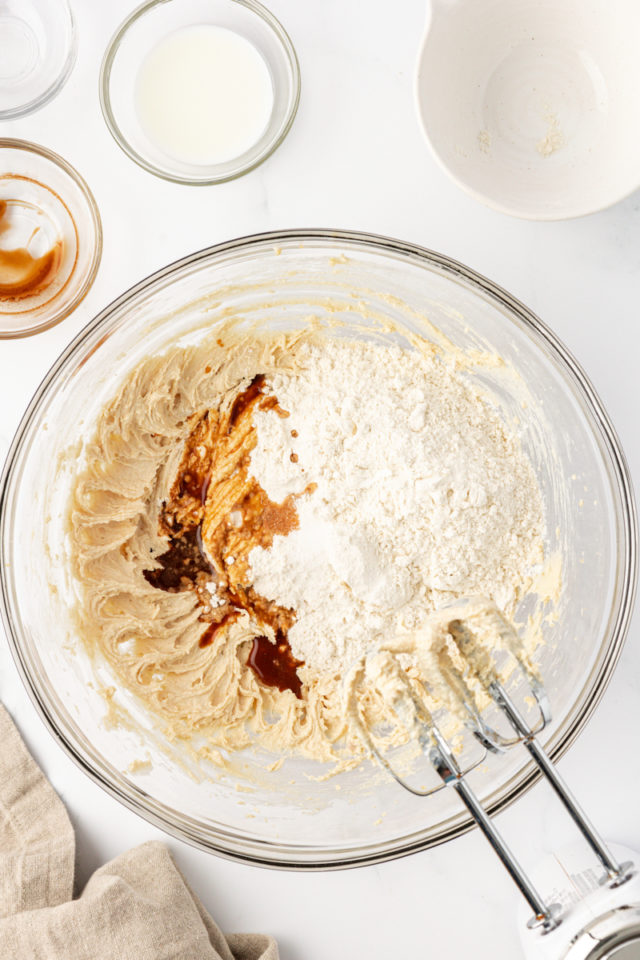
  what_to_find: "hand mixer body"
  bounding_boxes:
[518,843,640,960]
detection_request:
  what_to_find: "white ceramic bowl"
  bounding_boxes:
[415,0,640,220]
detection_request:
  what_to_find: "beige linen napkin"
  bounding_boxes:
[0,705,278,960]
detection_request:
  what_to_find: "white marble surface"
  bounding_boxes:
[1,1,639,957]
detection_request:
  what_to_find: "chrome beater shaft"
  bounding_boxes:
[349,605,633,934]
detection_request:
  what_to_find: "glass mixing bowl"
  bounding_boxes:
[0,230,636,868]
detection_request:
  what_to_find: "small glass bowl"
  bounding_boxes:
[0,140,102,339]
[0,0,76,120]
[100,0,300,185]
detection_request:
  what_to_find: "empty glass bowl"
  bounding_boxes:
[0,0,76,120]
[0,231,635,866]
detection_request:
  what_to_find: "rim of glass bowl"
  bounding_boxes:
[0,138,103,339]
[99,0,301,185]
[0,229,636,869]
[0,0,77,121]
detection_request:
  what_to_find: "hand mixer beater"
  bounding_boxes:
[347,599,634,946]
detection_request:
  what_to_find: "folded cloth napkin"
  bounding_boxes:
[0,705,278,960]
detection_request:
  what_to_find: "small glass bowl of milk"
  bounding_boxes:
[100,0,300,184]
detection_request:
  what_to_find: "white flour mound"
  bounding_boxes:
[248,340,544,675]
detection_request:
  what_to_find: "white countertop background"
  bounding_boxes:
[1,1,640,956]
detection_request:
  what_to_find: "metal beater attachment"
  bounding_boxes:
[347,600,633,934]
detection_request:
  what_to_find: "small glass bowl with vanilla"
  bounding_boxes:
[100,0,300,185]
[0,140,102,339]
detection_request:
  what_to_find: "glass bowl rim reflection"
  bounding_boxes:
[0,228,636,868]
[99,0,301,185]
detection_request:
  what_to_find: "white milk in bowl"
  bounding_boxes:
[135,24,274,166]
